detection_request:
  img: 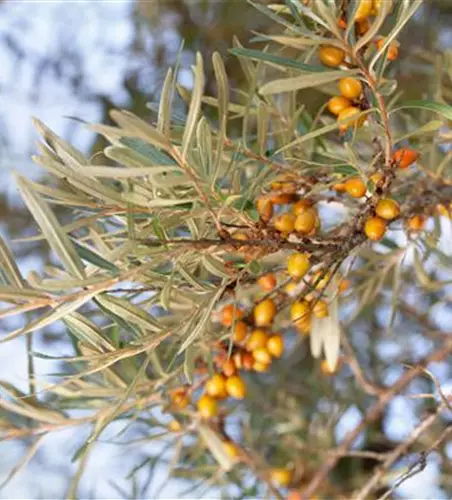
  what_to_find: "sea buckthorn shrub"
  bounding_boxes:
[2,1,452,498]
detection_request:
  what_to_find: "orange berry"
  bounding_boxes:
[233,321,248,343]
[313,299,329,319]
[339,77,362,100]
[287,252,310,280]
[338,17,347,29]
[256,197,273,222]
[320,359,336,375]
[219,304,244,327]
[354,0,373,21]
[337,106,364,132]
[376,38,399,60]
[312,270,330,289]
[319,45,345,68]
[253,360,270,372]
[273,212,296,233]
[267,334,284,358]
[375,198,400,220]
[222,358,237,377]
[205,373,228,399]
[338,279,351,294]
[225,375,247,399]
[168,419,182,432]
[333,182,346,192]
[223,441,240,459]
[406,214,425,232]
[170,388,190,409]
[270,468,293,487]
[372,0,393,15]
[344,177,367,198]
[232,231,248,242]
[356,18,370,36]
[370,172,384,185]
[291,301,310,326]
[436,204,450,217]
[364,216,387,241]
[270,193,295,205]
[197,394,218,419]
[246,329,268,351]
[252,346,272,365]
[294,208,317,234]
[297,315,312,335]
[284,281,298,296]
[257,273,277,292]
[292,199,313,216]
[327,95,352,116]
[393,148,419,169]
[254,298,277,327]
[238,351,255,371]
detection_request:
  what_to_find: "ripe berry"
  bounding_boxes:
[235,351,254,371]
[312,270,330,289]
[256,197,273,221]
[252,346,272,365]
[370,172,384,185]
[170,388,190,409]
[253,360,270,372]
[354,0,373,20]
[372,0,392,15]
[222,358,237,377]
[294,208,317,234]
[284,281,298,296]
[292,199,313,216]
[270,468,293,487]
[364,216,387,241]
[319,45,345,68]
[327,95,352,116]
[206,373,228,399]
[246,329,268,351]
[393,148,419,169]
[339,77,362,99]
[375,198,400,220]
[333,182,346,192]
[338,279,351,294]
[337,106,364,132]
[267,334,284,358]
[436,204,450,217]
[338,17,347,29]
[197,394,218,419]
[313,300,329,319]
[273,212,296,233]
[233,321,248,343]
[344,177,367,198]
[257,273,277,292]
[376,38,399,60]
[270,193,294,205]
[254,298,277,327]
[168,420,182,432]
[219,304,244,327]
[287,252,310,280]
[223,441,240,459]
[406,214,425,232]
[291,301,310,326]
[226,375,247,399]
[356,18,370,36]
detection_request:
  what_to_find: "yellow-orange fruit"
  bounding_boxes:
[364,216,387,241]
[168,419,182,432]
[270,468,293,487]
[254,298,277,327]
[274,212,296,233]
[223,441,240,459]
[344,177,367,198]
[320,359,336,375]
[267,334,284,358]
[294,208,317,234]
[233,321,248,343]
[205,373,228,399]
[270,193,295,205]
[222,358,237,377]
[284,281,298,296]
[356,18,370,36]
[297,315,312,335]
[339,77,362,99]
[256,197,273,222]
[197,394,218,419]
[333,182,346,192]
[393,148,419,169]
[376,38,399,60]
[235,350,255,371]
[406,214,425,232]
[319,45,345,67]
[233,231,248,241]
[436,204,450,217]
[291,301,310,326]
[257,273,277,292]
[375,198,400,220]
[312,270,330,289]
[170,388,189,409]
[313,299,329,319]
[338,16,347,29]
[253,360,270,372]
[292,199,313,216]
[370,172,384,185]
[337,106,364,132]
[219,304,244,327]
[252,346,272,365]
[287,252,310,280]
[225,375,247,399]
[372,0,393,15]
[246,329,268,351]
[338,279,351,294]
[327,95,352,116]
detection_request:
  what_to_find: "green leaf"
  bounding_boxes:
[333,164,360,176]
[71,239,120,276]
[392,100,452,120]
[229,47,327,73]
[119,137,176,165]
[259,69,359,95]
